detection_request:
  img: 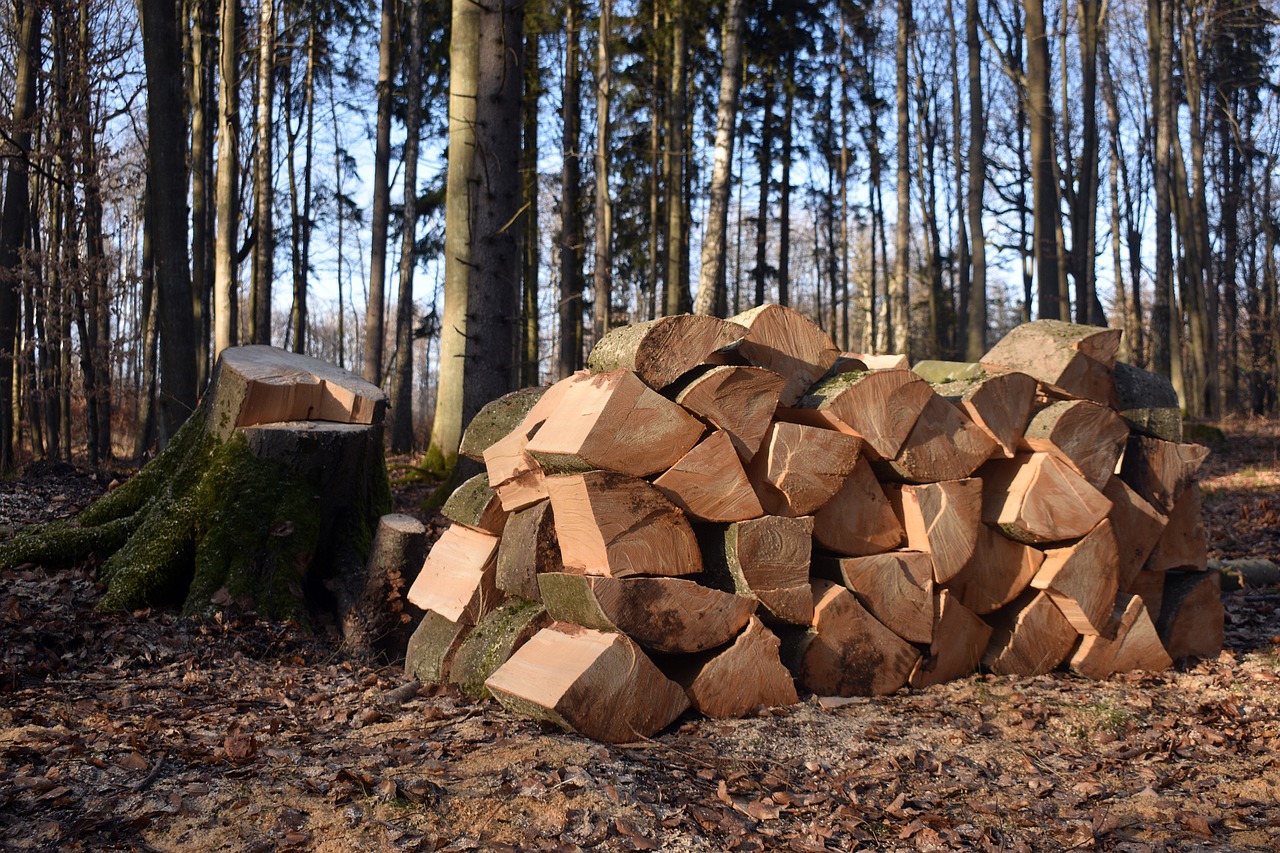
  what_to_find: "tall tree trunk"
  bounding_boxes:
[914,74,943,358]
[594,0,614,337]
[427,0,480,474]
[645,0,663,322]
[1025,0,1060,320]
[390,0,423,454]
[135,193,160,457]
[1219,95,1241,412]
[1070,0,1104,327]
[1150,0,1174,379]
[288,11,318,355]
[142,0,200,438]
[890,0,911,357]
[250,0,276,346]
[664,5,687,315]
[364,0,396,385]
[558,1,584,378]
[754,77,775,308]
[520,24,541,385]
[0,0,40,470]
[1101,25,1140,364]
[214,0,241,357]
[946,0,970,354]
[779,53,795,312]
[692,0,744,317]
[189,0,215,385]
[964,0,985,358]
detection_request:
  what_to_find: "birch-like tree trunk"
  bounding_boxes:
[214,0,241,357]
[1025,0,1060,320]
[250,0,276,346]
[363,0,396,385]
[890,0,912,357]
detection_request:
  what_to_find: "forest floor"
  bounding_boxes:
[1,421,1278,852]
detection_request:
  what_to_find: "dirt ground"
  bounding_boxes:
[1,423,1278,852]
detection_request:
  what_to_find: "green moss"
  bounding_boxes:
[449,598,546,698]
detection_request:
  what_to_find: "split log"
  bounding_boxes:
[886,478,982,583]
[784,368,932,460]
[1111,361,1182,442]
[0,346,391,624]
[664,616,799,718]
[494,500,562,600]
[653,431,765,522]
[979,319,1121,403]
[441,473,509,535]
[404,610,471,684]
[1144,486,1208,572]
[543,472,702,578]
[879,394,998,483]
[745,422,863,517]
[343,513,428,659]
[728,303,840,405]
[979,452,1112,544]
[698,515,814,625]
[448,599,550,698]
[1124,570,1166,618]
[484,372,592,511]
[586,314,747,389]
[669,365,785,461]
[460,386,548,461]
[538,573,756,653]
[911,360,985,384]
[932,370,1038,458]
[1069,595,1172,679]
[787,580,921,696]
[982,591,1077,676]
[811,456,904,556]
[1102,476,1168,589]
[485,624,690,743]
[847,352,909,369]
[1031,519,1120,635]
[909,591,993,689]
[406,524,502,625]
[943,525,1045,615]
[1021,400,1129,490]
[524,369,705,477]
[811,550,935,644]
[1156,571,1224,660]
[1117,435,1210,513]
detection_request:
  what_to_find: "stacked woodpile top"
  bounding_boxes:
[404,306,1221,743]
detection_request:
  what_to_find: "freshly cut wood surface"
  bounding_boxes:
[441,473,509,535]
[786,368,932,460]
[1156,571,1224,660]
[1111,361,1183,442]
[943,524,1045,615]
[586,314,748,389]
[666,616,799,719]
[979,452,1113,544]
[1124,570,1166,618]
[544,471,702,578]
[909,591,993,689]
[790,580,921,696]
[1021,399,1130,490]
[484,371,591,510]
[671,365,785,461]
[460,386,548,461]
[1103,475,1169,589]
[653,431,764,522]
[729,304,840,405]
[880,394,998,483]
[525,368,704,477]
[404,610,471,684]
[211,345,386,439]
[346,513,428,658]
[495,500,562,600]
[887,478,982,583]
[1145,485,1208,572]
[485,624,690,743]
[1117,435,1210,513]
[982,591,1077,676]
[812,550,935,644]
[933,370,1038,458]
[448,599,550,698]
[537,573,756,654]
[1070,594,1172,679]
[979,319,1121,403]
[406,524,502,625]
[811,456,904,556]
[699,515,815,625]
[847,352,910,369]
[1031,519,1120,635]
[745,422,862,517]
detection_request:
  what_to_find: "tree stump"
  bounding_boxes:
[0,346,391,628]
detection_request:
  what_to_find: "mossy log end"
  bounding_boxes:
[0,347,392,625]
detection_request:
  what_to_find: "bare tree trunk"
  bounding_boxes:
[664,5,687,316]
[964,0,985,358]
[288,12,318,355]
[754,77,775,308]
[1025,0,1060,320]
[946,0,970,353]
[520,25,541,385]
[1150,0,1174,379]
[390,0,423,454]
[692,0,745,317]
[214,0,241,357]
[558,2,584,378]
[779,53,795,311]
[1069,0,1104,327]
[364,0,396,385]
[249,0,276,346]
[890,0,911,357]
[594,0,614,337]
[646,0,663,322]
[189,0,215,385]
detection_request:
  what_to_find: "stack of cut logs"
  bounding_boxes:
[404,305,1222,743]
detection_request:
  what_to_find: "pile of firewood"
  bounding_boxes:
[403,305,1222,743]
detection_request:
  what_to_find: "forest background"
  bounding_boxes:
[0,0,1276,480]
